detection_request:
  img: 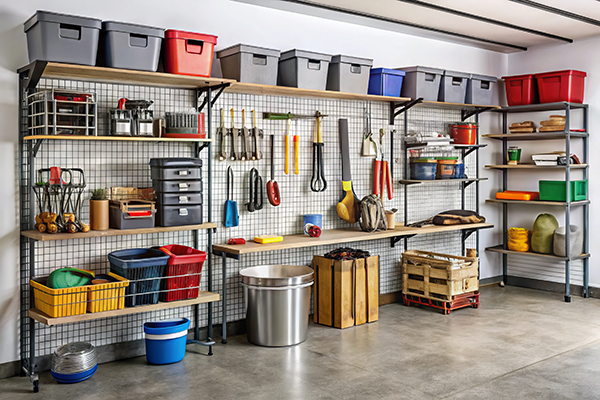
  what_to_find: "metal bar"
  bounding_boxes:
[397,0,572,43]
[221,255,228,344]
[389,128,394,180]
[508,0,600,27]
[28,238,35,381]
[461,148,466,210]
[403,111,408,231]
[206,87,214,354]
[564,104,571,302]
[17,61,47,91]
[279,0,528,51]
[391,98,423,125]
[583,106,589,298]
[502,111,508,284]
[475,114,481,258]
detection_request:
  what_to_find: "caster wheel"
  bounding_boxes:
[498,281,505,287]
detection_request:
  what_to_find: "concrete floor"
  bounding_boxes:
[4,285,600,399]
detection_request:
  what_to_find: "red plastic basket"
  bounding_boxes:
[535,70,586,104]
[163,30,217,77]
[502,74,537,106]
[159,245,206,302]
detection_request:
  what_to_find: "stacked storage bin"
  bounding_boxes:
[150,158,203,227]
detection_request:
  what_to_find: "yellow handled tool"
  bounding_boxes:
[294,134,299,175]
[284,119,290,175]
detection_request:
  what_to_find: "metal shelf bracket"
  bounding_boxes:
[461,107,495,122]
[462,228,477,242]
[18,61,47,91]
[197,83,231,113]
[391,234,416,247]
[389,98,423,125]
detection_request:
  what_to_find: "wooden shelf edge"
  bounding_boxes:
[485,164,588,169]
[482,132,588,141]
[23,135,213,143]
[29,292,220,326]
[399,178,487,185]
[486,199,590,206]
[485,245,589,262]
[21,223,217,242]
[420,100,501,110]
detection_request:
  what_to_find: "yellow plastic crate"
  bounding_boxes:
[30,278,88,318]
[87,272,129,313]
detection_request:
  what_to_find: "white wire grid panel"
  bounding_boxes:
[25,79,477,357]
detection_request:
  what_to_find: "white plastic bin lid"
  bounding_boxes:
[217,44,281,59]
[330,55,373,67]
[280,49,332,63]
[397,66,444,75]
[443,70,470,79]
[470,74,498,82]
[24,10,101,32]
[102,21,165,38]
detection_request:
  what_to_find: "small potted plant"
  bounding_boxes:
[89,188,109,231]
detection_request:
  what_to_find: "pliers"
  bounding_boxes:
[373,129,393,200]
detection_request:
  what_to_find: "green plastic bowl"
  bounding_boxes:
[47,268,95,289]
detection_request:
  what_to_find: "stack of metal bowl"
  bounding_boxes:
[51,342,97,383]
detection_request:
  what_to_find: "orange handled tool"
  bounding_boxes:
[293,134,299,175]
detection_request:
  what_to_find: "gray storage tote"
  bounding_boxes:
[467,74,498,105]
[278,49,332,90]
[398,66,444,101]
[101,21,164,72]
[439,70,470,103]
[24,11,101,65]
[218,44,281,85]
[326,55,373,94]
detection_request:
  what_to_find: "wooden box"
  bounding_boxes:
[401,250,478,301]
[313,255,379,329]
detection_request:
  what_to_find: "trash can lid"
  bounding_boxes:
[240,265,314,287]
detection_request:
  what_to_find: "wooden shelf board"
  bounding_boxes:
[38,62,235,89]
[486,199,590,206]
[213,223,494,256]
[494,102,588,113]
[23,135,212,143]
[21,223,217,242]
[420,100,501,111]
[29,292,220,326]
[485,164,588,169]
[399,178,487,185]
[482,132,588,141]
[405,143,488,150]
[486,245,590,262]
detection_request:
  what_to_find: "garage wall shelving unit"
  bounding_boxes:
[483,102,590,302]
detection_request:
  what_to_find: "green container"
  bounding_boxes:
[539,180,588,202]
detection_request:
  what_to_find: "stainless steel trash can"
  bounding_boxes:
[241,265,314,347]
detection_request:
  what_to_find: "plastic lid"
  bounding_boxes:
[443,70,470,78]
[370,68,405,76]
[330,55,373,67]
[534,70,587,78]
[450,122,478,127]
[149,158,202,167]
[24,10,101,32]
[398,66,444,74]
[501,73,536,80]
[102,21,164,38]
[279,49,332,63]
[470,73,498,82]
[411,158,438,163]
[217,44,280,59]
[165,29,217,44]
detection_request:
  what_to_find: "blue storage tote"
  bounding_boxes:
[368,68,405,97]
[108,248,169,307]
[144,318,190,364]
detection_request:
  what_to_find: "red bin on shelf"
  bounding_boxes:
[535,70,586,104]
[163,30,217,77]
[159,244,207,302]
[502,74,537,106]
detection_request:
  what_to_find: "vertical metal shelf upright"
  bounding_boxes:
[484,102,590,302]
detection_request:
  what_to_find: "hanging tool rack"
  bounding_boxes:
[18,61,231,392]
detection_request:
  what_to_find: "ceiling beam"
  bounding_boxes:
[508,0,600,27]
[278,0,528,51]
[397,0,572,43]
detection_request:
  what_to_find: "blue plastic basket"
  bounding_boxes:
[144,318,190,364]
[108,249,169,307]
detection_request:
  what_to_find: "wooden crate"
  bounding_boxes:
[313,255,379,329]
[401,250,478,302]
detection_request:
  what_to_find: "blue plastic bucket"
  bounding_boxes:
[144,318,190,364]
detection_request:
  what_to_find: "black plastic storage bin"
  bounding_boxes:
[156,204,203,227]
[150,158,202,180]
[439,70,469,103]
[109,200,155,230]
[24,11,101,65]
[100,21,164,72]
[152,179,203,194]
[217,44,281,85]
[278,49,332,90]
[108,248,169,307]
[156,192,203,206]
[467,74,498,105]
[399,66,444,101]
[326,55,373,94]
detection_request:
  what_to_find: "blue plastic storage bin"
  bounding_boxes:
[368,68,405,97]
[144,318,190,364]
[108,248,169,307]
[410,159,437,180]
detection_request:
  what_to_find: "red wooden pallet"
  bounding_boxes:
[402,291,480,315]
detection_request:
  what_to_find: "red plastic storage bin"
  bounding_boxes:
[159,244,206,301]
[163,30,217,77]
[535,70,586,104]
[502,74,537,106]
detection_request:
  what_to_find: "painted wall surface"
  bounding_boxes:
[506,37,598,287]
[0,0,506,364]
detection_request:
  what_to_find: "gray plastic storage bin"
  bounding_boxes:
[278,49,332,90]
[467,74,498,105]
[150,158,202,180]
[218,44,280,85]
[156,192,203,206]
[398,66,444,101]
[326,55,373,94]
[24,11,101,65]
[101,21,164,71]
[156,204,203,227]
[109,206,155,230]
[439,70,469,103]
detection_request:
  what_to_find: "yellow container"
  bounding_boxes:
[87,272,129,313]
[253,235,283,244]
[30,278,88,318]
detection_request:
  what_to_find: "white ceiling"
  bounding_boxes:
[235,0,600,52]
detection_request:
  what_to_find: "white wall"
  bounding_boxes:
[0,0,507,364]
[505,37,598,287]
